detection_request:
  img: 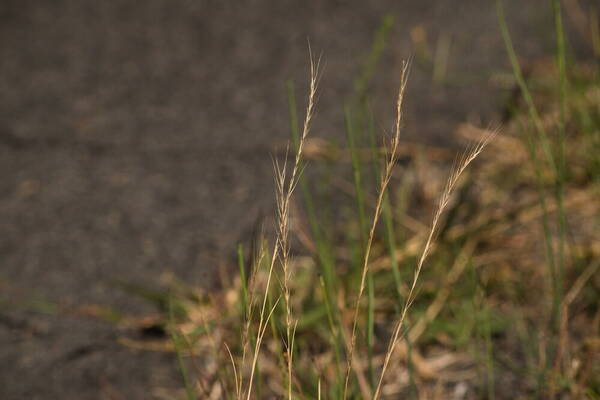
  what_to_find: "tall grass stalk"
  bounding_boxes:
[373,130,496,400]
[347,18,396,391]
[342,60,410,400]
[242,52,320,400]
[276,51,320,400]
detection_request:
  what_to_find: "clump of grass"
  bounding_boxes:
[112,8,599,399]
[156,60,497,399]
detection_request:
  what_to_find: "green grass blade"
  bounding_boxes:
[237,243,249,322]
[353,15,395,105]
[344,107,369,244]
[169,295,197,400]
[319,275,344,398]
[482,304,496,400]
[496,0,557,173]
[344,106,377,389]
[551,0,568,336]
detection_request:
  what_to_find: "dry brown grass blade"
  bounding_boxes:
[563,260,600,308]
[373,129,496,400]
[342,60,411,400]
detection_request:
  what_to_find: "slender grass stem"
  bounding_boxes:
[552,0,568,335]
[373,131,496,400]
[169,296,197,400]
[343,60,410,400]
[237,244,249,323]
[497,0,557,172]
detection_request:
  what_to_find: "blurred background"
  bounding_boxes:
[0,1,595,398]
